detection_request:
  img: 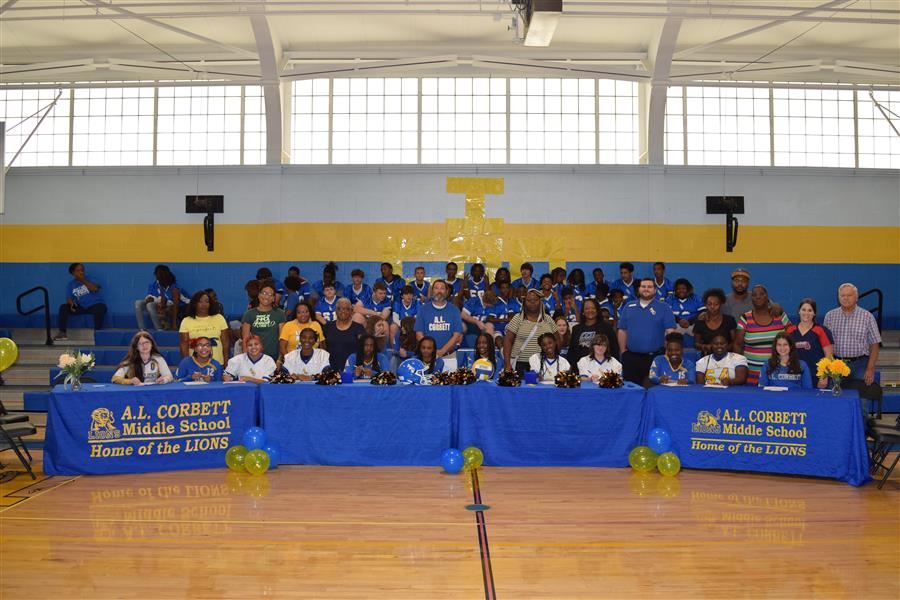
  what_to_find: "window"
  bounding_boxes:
[687,86,770,166]
[421,78,506,164]
[330,78,418,164]
[857,90,900,169]
[509,78,596,164]
[598,80,639,164]
[772,88,855,168]
[664,86,685,165]
[291,79,330,164]
[156,85,243,165]
[71,87,154,166]
[242,86,267,165]
[0,88,70,167]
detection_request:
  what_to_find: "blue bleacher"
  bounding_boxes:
[94,330,182,346]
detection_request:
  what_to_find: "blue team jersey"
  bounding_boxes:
[444,277,463,296]
[376,276,406,302]
[344,352,391,376]
[465,276,488,299]
[364,296,392,315]
[463,296,492,322]
[282,291,302,318]
[414,301,464,350]
[610,278,637,302]
[491,297,521,324]
[315,297,339,322]
[410,280,430,301]
[562,298,584,324]
[511,276,539,290]
[146,281,190,305]
[67,279,104,308]
[540,293,558,314]
[667,294,705,323]
[346,283,372,305]
[649,355,696,384]
[586,280,610,300]
[313,280,345,298]
[392,299,419,323]
[421,356,446,375]
[654,277,673,300]
[466,352,504,380]
[759,362,813,390]
[598,299,623,321]
[176,356,223,382]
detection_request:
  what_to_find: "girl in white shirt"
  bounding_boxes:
[112,331,173,385]
[577,333,623,382]
[224,335,277,383]
[284,328,331,381]
[694,333,749,386]
[529,333,571,381]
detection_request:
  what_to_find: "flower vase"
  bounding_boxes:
[65,373,82,392]
[831,377,842,397]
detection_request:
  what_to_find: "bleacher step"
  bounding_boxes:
[11,327,94,344]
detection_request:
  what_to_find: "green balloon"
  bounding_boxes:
[628,446,659,473]
[244,449,271,476]
[462,446,484,470]
[657,452,682,477]
[225,445,249,472]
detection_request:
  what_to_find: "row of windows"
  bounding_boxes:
[1,80,897,168]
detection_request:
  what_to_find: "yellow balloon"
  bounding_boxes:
[0,338,18,373]
[657,452,682,477]
[225,445,249,472]
[462,446,484,470]
[628,446,658,473]
[244,449,271,476]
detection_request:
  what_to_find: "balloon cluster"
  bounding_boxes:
[554,369,581,388]
[497,370,521,387]
[431,368,477,386]
[440,446,484,474]
[225,427,281,476]
[370,371,398,385]
[0,338,18,373]
[597,371,624,389]
[315,370,342,385]
[628,428,681,477]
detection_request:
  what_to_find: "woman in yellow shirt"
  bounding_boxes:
[279,301,324,360]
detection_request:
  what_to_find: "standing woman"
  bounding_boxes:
[112,331,173,385]
[241,282,286,360]
[734,285,791,385]
[55,263,107,341]
[693,288,737,356]
[567,298,619,366]
[179,290,231,366]
[176,337,222,382]
[786,298,834,389]
[503,289,559,375]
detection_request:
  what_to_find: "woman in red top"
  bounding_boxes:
[786,298,834,389]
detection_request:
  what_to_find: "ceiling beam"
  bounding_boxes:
[281,56,459,80]
[0,0,19,15]
[647,16,682,165]
[249,8,282,165]
[471,55,649,81]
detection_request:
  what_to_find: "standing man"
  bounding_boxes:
[415,279,464,370]
[823,283,883,414]
[617,278,676,385]
[723,268,752,319]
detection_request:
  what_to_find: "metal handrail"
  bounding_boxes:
[16,286,52,346]
[858,288,883,332]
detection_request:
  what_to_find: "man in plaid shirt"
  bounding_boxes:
[823,283,883,413]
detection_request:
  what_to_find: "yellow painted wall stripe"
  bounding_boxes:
[1,223,898,264]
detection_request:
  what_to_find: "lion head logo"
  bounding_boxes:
[697,409,721,428]
[89,408,120,440]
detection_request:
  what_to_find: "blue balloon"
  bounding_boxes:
[440,448,464,474]
[243,427,267,451]
[263,443,281,469]
[647,428,672,454]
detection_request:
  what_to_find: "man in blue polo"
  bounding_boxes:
[414,279,464,370]
[617,278,676,385]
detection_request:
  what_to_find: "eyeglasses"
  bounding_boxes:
[259,291,274,297]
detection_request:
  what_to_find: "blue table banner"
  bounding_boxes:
[644,386,870,486]
[43,382,259,476]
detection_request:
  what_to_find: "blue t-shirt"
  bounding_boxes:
[490,297,521,333]
[511,276,539,290]
[346,283,372,306]
[392,299,419,324]
[410,280,430,301]
[586,280,610,300]
[364,296,392,315]
[282,290,302,318]
[466,352,504,380]
[67,279,104,308]
[176,356,223,382]
[376,276,406,303]
[465,276,488,299]
[649,355,696,385]
[618,298,676,354]
[344,352,391,376]
[610,278,637,302]
[420,356,446,375]
[759,361,813,390]
[146,280,190,305]
[315,297,339,323]
[414,300,464,350]
[463,296,492,322]
[654,278,673,300]
[667,294,705,323]
[313,280,345,298]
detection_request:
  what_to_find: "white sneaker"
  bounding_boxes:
[53,332,68,341]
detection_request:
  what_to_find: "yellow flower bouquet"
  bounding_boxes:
[816,358,851,395]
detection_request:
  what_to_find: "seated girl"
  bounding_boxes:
[345,334,390,379]
[758,332,812,390]
[694,333,748,386]
[416,336,445,375]
[577,333,623,382]
[176,336,223,382]
[649,332,695,385]
[529,332,571,382]
[554,313,571,357]
[467,332,503,381]
[365,315,393,353]
[223,335,277,383]
[396,316,418,360]
[284,328,331,381]
[112,331,174,385]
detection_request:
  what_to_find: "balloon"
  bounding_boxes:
[243,427,267,450]
[646,428,672,455]
[244,449,271,476]
[0,338,18,373]
[262,443,281,469]
[628,446,659,473]
[462,446,484,470]
[225,445,248,472]
[440,448,464,474]
[657,452,682,477]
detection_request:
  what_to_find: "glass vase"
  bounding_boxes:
[65,373,82,392]
[831,378,842,397]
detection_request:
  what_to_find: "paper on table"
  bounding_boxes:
[703,384,727,389]
[182,381,208,386]
[762,386,789,392]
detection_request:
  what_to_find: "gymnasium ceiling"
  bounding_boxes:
[1,0,899,87]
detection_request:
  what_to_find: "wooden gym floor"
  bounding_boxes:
[0,452,898,599]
